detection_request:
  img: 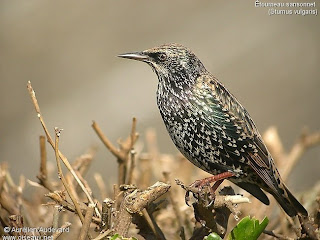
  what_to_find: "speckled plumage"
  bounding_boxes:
[119,43,308,217]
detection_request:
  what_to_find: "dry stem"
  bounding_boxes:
[92,118,139,186]
[78,203,95,240]
[54,128,85,224]
[113,181,170,237]
[27,81,100,218]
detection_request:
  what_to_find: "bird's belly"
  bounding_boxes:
[157,93,248,178]
[161,112,233,176]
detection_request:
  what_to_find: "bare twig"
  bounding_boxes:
[126,149,136,185]
[298,215,319,240]
[92,229,112,240]
[283,130,320,180]
[92,118,138,186]
[101,198,114,231]
[94,173,107,200]
[37,135,54,191]
[78,203,95,240]
[163,172,183,230]
[137,155,152,189]
[54,128,85,224]
[113,181,170,237]
[45,191,101,226]
[263,127,320,181]
[130,117,137,150]
[263,230,294,240]
[68,153,95,195]
[52,205,60,230]
[176,179,250,237]
[27,81,100,218]
[52,222,71,240]
[92,121,126,160]
[142,208,166,240]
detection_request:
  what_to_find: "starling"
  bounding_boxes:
[118,43,308,217]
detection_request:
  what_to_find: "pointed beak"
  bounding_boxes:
[118,52,149,62]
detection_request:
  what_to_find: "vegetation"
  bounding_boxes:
[0,82,319,239]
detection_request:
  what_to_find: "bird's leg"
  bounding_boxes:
[206,179,225,207]
[185,172,234,207]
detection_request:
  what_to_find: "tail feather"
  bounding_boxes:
[272,185,308,217]
[235,181,308,217]
[284,185,308,216]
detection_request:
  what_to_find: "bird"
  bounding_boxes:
[118,43,308,217]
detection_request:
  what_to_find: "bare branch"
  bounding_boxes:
[27,81,100,218]
[54,128,85,224]
[78,203,95,240]
[113,181,170,237]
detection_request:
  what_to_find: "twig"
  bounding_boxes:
[126,118,138,185]
[92,121,126,160]
[78,203,95,240]
[52,222,71,240]
[74,169,93,197]
[0,188,20,215]
[45,191,101,226]
[263,127,285,164]
[130,117,137,150]
[37,135,54,191]
[137,155,152,189]
[176,179,250,237]
[117,117,138,185]
[142,208,166,240]
[264,127,320,181]
[145,128,160,162]
[9,215,24,237]
[68,153,95,195]
[263,230,294,240]
[92,118,139,186]
[54,128,85,224]
[94,173,107,200]
[113,181,170,237]
[39,135,47,177]
[180,227,186,240]
[298,215,319,240]
[52,205,60,230]
[282,131,320,180]
[101,198,114,231]
[27,81,100,218]
[163,172,183,230]
[92,229,112,240]
[126,149,136,185]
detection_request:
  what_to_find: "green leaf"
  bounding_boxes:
[205,232,223,240]
[109,233,120,240]
[227,216,269,240]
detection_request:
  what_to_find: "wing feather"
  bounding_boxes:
[193,75,281,192]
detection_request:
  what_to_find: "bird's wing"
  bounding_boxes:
[192,75,280,192]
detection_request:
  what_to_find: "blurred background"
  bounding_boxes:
[0,1,319,192]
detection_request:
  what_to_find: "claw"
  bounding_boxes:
[206,193,216,207]
[183,172,234,208]
[185,190,191,206]
[185,190,200,207]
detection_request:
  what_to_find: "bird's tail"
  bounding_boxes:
[272,184,308,217]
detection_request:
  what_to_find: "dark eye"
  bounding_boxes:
[158,53,167,61]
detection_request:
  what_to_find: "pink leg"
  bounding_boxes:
[185,172,234,206]
[191,171,234,189]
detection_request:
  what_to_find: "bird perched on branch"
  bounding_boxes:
[118,43,308,217]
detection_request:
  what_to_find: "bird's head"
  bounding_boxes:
[118,44,207,86]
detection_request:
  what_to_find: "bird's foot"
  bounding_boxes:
[185,172,234,207]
